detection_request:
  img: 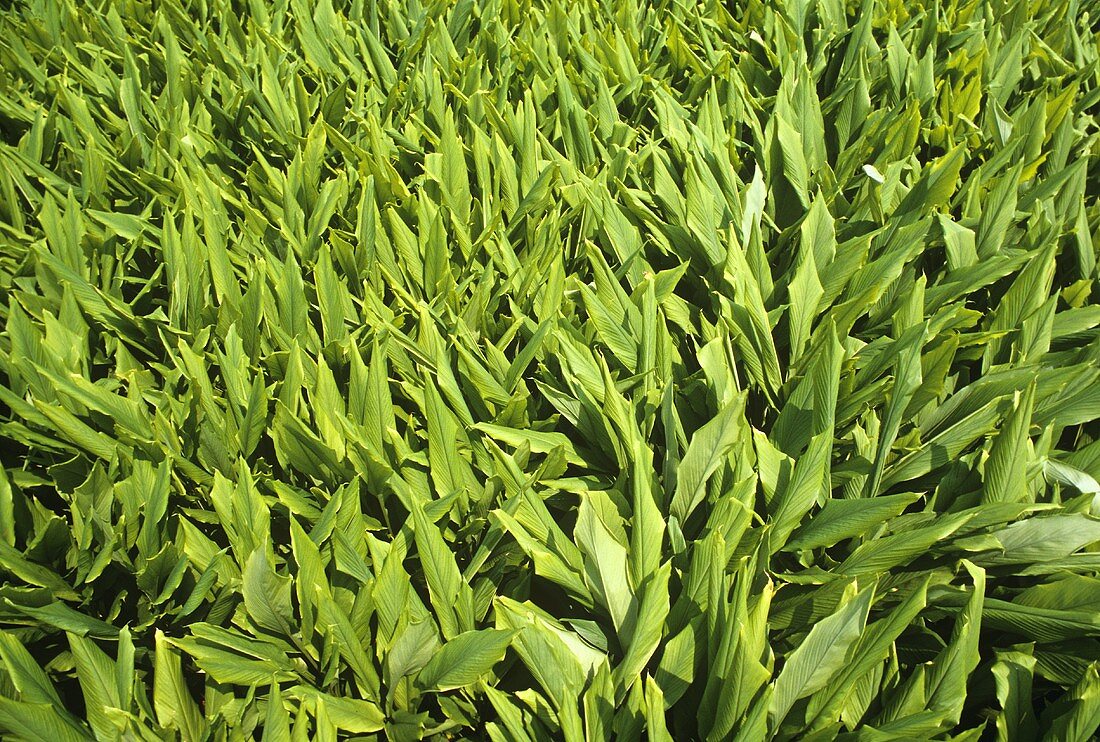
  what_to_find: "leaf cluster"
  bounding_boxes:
[0,0,1098,738]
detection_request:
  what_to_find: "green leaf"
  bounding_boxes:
[983,383,1036,504]
[417,629,514,691]
[154,631,205,741]
[768,583,874,729]
[67,634,121,740]
[0,699,92,742]
[670,398,745,522]
[992,648,1039,742]
[243,547,295,636]
[614,562,671,699]
[1040,662,1100,741]
[575,493,635,636]
[978,515,1100,566]
[0,632,66,708]
[262,683,293,742]
[785,493,921,552]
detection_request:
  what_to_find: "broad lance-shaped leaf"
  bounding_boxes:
[492,507,591,603]
[610,562,672,704]
[154,631,205,741]
[654,620,697,706]
[575,494,636,637]
[504,319,554,392]
[0,631,65,707]
[0,536,78,599]
[242,547,295,635]
[474,422,586,466]
[788,235,824,363]
[1043,458,1100,504]
[877,562,985,729]
[315,582,382,698]
[768,583,874,730]
[892,145,967,225]
[773,322,844,455]
[646,675,674,742]
[422,380,474,501]
[314,242,349,345]
[417,629,514,691]
[387,617,440,691]
[784,492,921,552]
[881,396,1009,490]
[992,648,1039,742]
[703,560,774,739]
[801,194,837,275]
[170,635,298,687]
[412,500,475,640]
[68,634,122,740]
[262,683,292,742]
[977,599,1100,643]
[836,512,973,576]
[670,398,745,522]
[0,632,90,740]
[865,324,926,497]
[286,687,385,734]
[38,368,154,441]
[776,115,810,206]
[0,699,91,742]
[976,514,1100,566]
[983,383,1035,504]
[1,0,1099,737]
[483,686,538,740]
[976,165,1021,259]
[494,596,606,710]
[1039,661,1100,741]
[237,374,269,458]
[630,444,666,594]
[769,431,831,551]
[579,249,641,373]
[7,600,120,638]
[722,237,783,400]
[1016,574,1100,613]
[582,661,616,739]
[311,356,346,458]
[804,577,932,732]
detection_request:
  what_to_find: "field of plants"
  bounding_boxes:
[0,0,1098,738]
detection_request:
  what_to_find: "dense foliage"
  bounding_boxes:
[0,0,1099,738]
